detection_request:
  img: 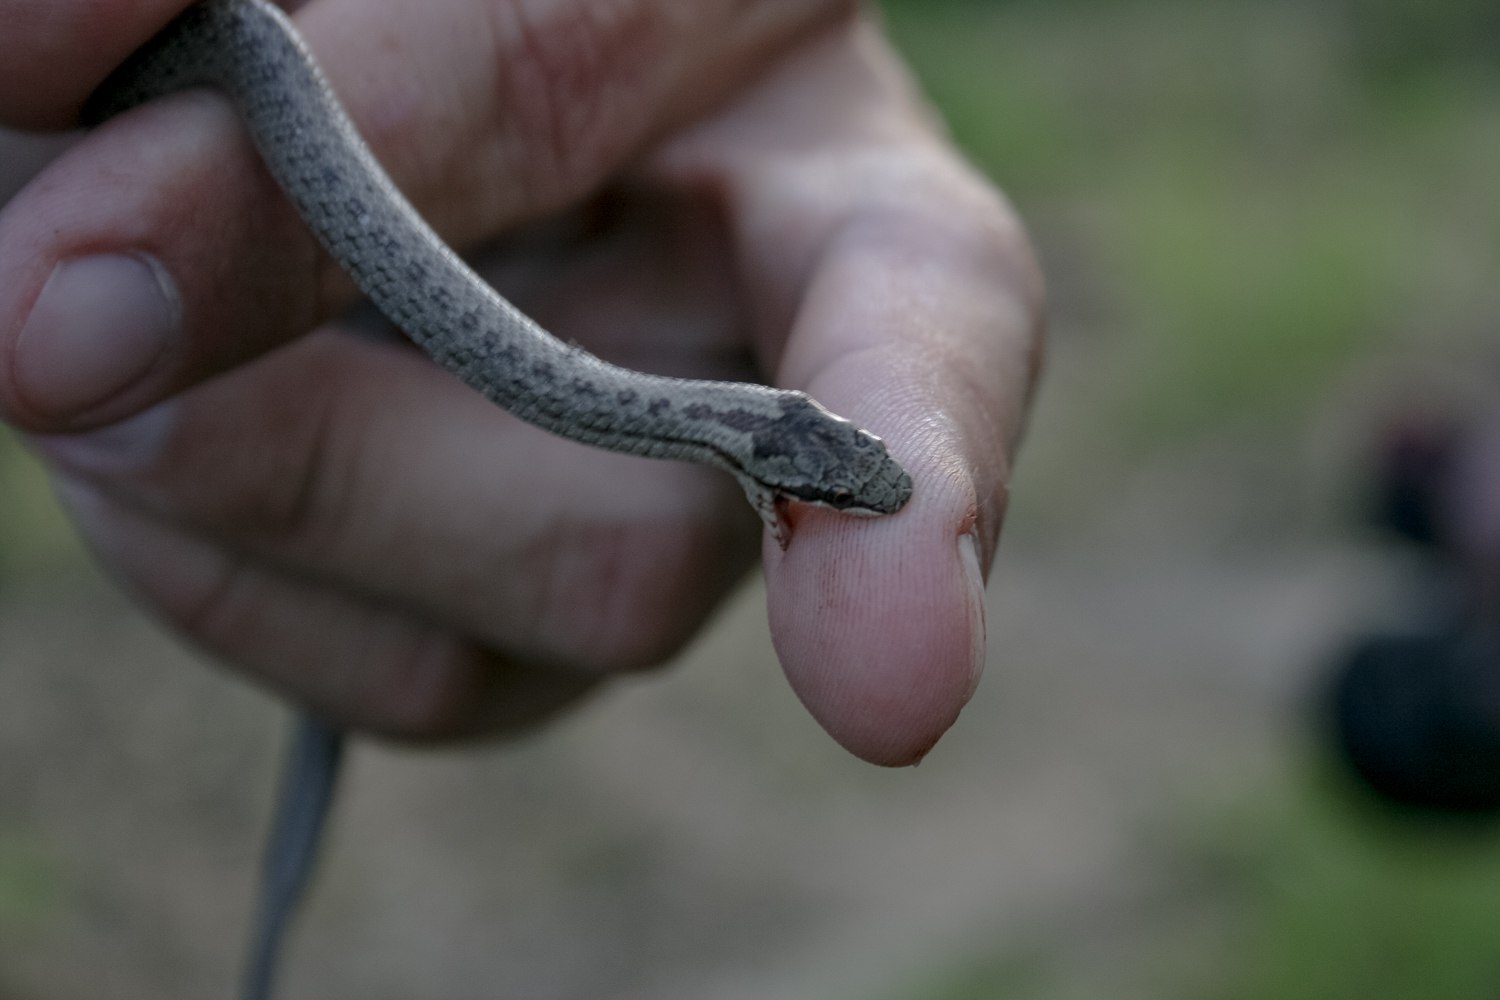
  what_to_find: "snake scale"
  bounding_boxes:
[78,1,913,996]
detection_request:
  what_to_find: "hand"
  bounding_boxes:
[0,0,1042,766]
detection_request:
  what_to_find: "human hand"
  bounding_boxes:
[0,0,1042,766]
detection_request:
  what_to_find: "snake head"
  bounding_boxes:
[734,394,913,546]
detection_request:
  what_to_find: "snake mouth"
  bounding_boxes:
[775,481,898,517]
[799,500,884,517]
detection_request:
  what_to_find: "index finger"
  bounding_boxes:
[652,17,1043,765]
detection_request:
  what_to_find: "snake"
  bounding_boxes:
[78,0,913,996]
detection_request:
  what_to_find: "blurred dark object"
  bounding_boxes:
[1330,630,1500,814]
[1369,418,1458,550]
[1324,411,1500,816]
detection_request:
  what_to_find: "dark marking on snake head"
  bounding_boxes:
[745,395,913,515]
[683,403,776,435]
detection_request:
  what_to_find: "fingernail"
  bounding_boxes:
[959,531,988,698]
[15,254,179,417]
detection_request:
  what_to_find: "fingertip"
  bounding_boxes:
[6,253,180,427]
[766,466,989,766]
[0,96,319,431]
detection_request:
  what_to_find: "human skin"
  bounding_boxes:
[0,0,1043,767]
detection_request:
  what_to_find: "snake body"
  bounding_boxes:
[86,0,912,534]
[82,1,912,997]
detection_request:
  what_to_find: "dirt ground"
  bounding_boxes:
[0,394,1401,1000]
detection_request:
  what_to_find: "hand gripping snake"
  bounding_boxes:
[80,1,913,996]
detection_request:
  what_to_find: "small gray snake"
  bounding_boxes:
[80,0,913,996]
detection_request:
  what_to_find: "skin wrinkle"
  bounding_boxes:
[251,566,478,737]
[60,345,351,581]
[101,475,480,739]
[355,623,488,737]
[518,518,620,670]
[270,366,345,561]
[0,254,46,427]
[540,520,660,672]
[168,539,266,655]
[531,513,751,673]
[295,0,853,277]
[498,0,669,212]
[188,344,347,548]
[345,623,497,737]
[46,473,261,646]
[250,346,526,627]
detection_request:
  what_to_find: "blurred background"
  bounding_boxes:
[6,0,1500,996]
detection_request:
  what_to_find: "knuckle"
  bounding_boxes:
[492,0,669,201]
[356,635,495,740]
[879,154,1046,317]
[529,520,754,673]
[165,339,363,556]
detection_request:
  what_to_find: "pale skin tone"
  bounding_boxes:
[0,0,1042,767]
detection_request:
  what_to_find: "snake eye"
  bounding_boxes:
[828,487,855,508]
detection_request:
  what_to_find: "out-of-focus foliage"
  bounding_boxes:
[1339,0,1500,81]
[0,830,65,935]
[883,0,1500,460]
[0,433,82,577]
[874,1,1500,997]
[1189,791,1500,1000]
[883,0,1500,80]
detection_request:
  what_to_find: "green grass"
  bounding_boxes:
[0,830,65,934]
[0,430,85,577]
[890,763,1500,1000]
[1175,772,1500,1000]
